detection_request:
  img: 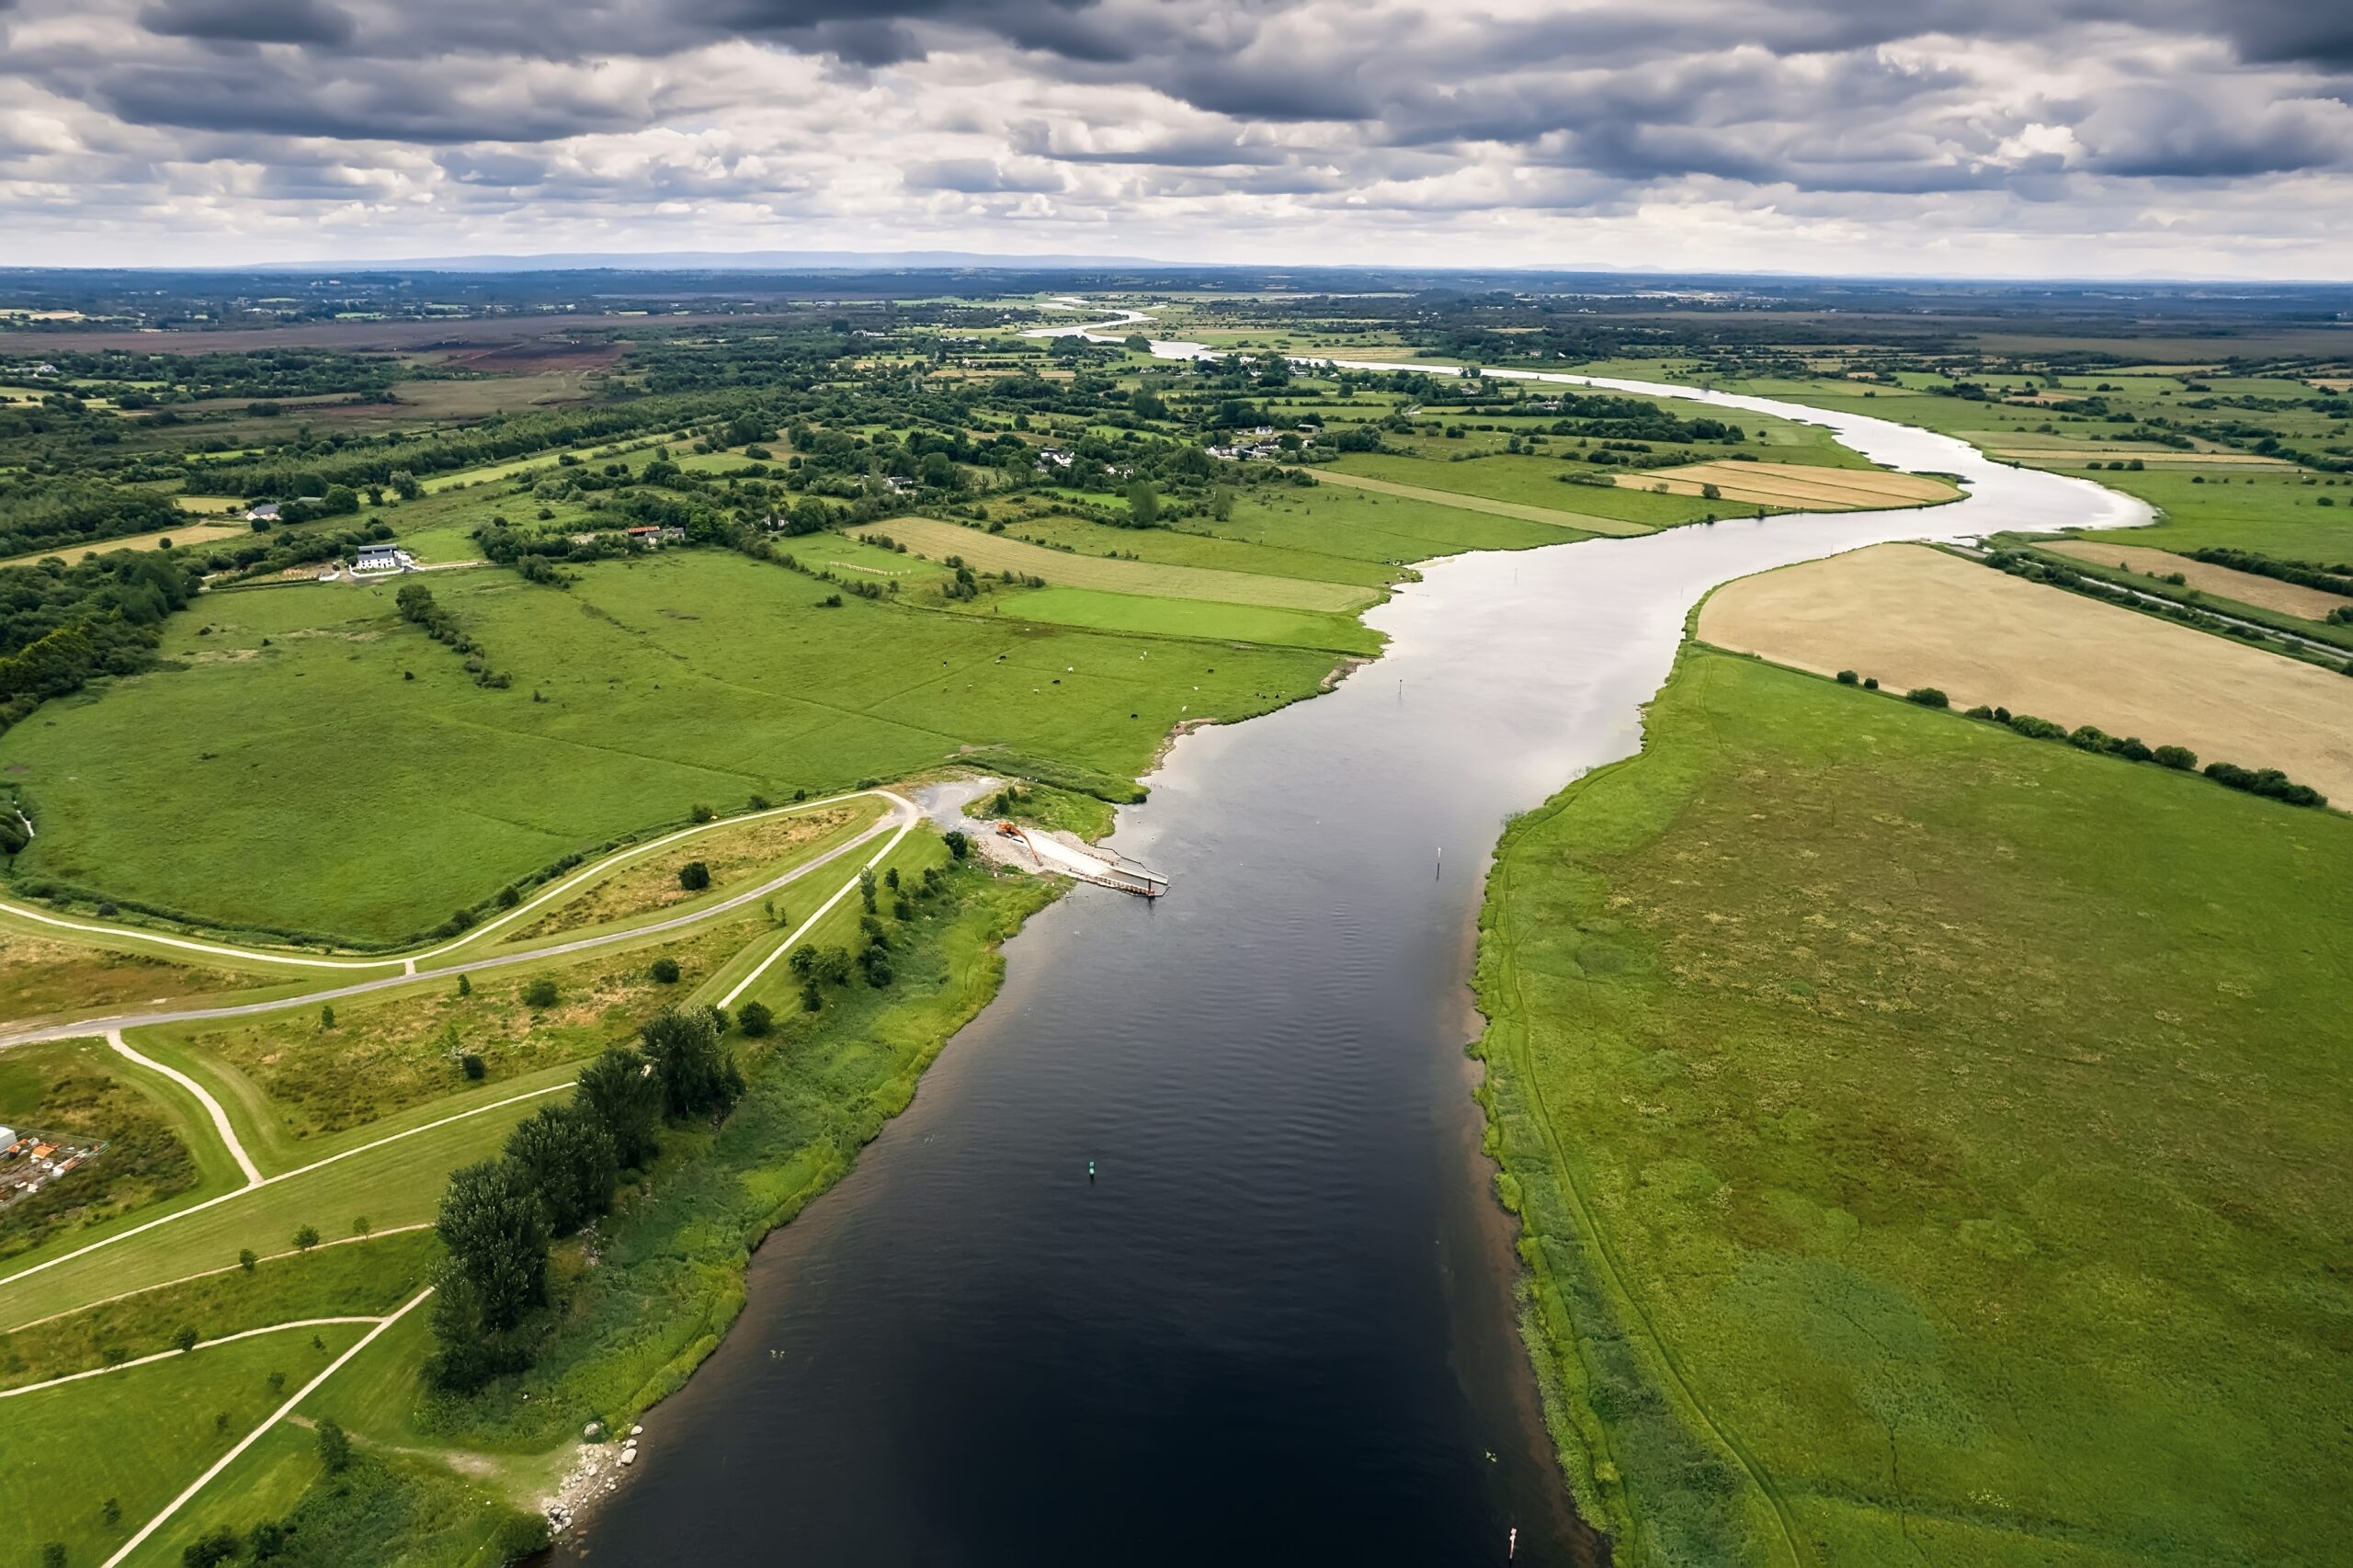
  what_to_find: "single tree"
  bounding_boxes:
[641,1006,745,1121]
[522,977,559,1010]
[651,956,681,984]
[315,1418,352,1474]
[738,999,775,1038]
[292,1225,319,1251]
[433,1159,550,1333]
[576,1048,664,1168]
[677,860,711,892]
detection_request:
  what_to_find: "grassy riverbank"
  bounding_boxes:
[1475,645,2353,1567]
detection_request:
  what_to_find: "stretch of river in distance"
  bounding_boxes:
[563,346,2148,1565]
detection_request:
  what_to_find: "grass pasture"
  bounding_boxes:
[1697,543,2353,801]
[0,549,1336,940]
[996,585,1382,653]
[1302,466,1644,534]
[1477,645,2353,1567]
[857,515,1380,612]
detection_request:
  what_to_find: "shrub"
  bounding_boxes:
[944,829,971,859]
[2204,761,2327,808]
[1835,669,1858,686]
[2007,713,2067,740]
[522,977,559,1009]
[2153,744,2199,770]
[292,1225,319,1251]
[1904,687,1949,709]
[238,1248,257,1272]
[2067,725,2110,751]
[1862,676,1879,690]
[678,860,710,892]
[461,1052,486,1081]
[737,999,774,1038]
[183,1528,241,1567]
[489,1511,553,1562]
[689,802,715,824]
[315,1418,352,1474]
[651,957,681,984]
[175,1325,199,1352]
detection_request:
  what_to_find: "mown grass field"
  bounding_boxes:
[2,1319,368,1563]
[1476,646,2353,1567]
[0,1075,561,1324]
[0,549,1336,940]
[994,585,1382,653]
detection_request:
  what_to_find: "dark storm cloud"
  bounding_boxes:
[140,0,355,47]
[92,62,650,142]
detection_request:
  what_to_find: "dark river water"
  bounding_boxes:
[564,382,2144,1566]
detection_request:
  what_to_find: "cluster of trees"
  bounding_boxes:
[200,396,734,504]
[430,1006,743,1389]
[0,476,179,558]
[1940,700,2326,807]
[0,551,199,742]
[38,347,408,403]
[394,581,508,688]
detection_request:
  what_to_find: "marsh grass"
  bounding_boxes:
[1478,646,2353,1566]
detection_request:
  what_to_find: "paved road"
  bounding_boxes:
[0,791,917,1049]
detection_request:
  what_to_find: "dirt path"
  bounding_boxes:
[109,1028,260,1187]
[0,790,918,1045]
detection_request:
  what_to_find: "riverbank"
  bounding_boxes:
[1473,642,2353,1566]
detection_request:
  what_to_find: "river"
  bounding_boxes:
[562,352,2147,1565]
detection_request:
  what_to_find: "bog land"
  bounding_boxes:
[1476,645,2353,1568]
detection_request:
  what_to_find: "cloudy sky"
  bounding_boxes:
[1,0,2348,276]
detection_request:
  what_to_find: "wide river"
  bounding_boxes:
[565,357,2147,1564]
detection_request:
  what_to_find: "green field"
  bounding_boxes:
[1476,646,2353,1567]
[1,1319,368,1563]
[0,1075,562,1324]
[858,515,1381,612]
[2,550,1336,940]
[1323,451,1723,527]
[996,585,1381,653]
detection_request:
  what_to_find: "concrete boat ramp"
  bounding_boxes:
[914,778,1167,898]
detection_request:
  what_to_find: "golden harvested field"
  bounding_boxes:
[1299,468,1651,536]
[854,516,1381,611]
[1615,459,1958,509]
[1981,440,2294,467]
[0,522,246,571]
[2041,540,2350,620]
[1699,542,2353,801]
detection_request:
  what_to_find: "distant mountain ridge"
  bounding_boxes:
[241,249,1166,273]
